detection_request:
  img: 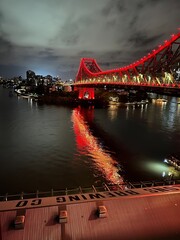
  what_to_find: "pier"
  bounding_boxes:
[0,181,180,240]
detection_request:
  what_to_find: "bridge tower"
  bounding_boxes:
[75,58,101,99]
[78,87,95,100]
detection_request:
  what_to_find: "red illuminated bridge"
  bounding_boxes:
[74,31,180,99]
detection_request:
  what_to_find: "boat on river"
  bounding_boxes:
[156,98,167,103]
[21,93,30,99]
[14,89,39,101]
[164,156,180,170]
[125,100,148,106]
[109,101,120,106]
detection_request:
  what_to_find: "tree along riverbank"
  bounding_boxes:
[38,89,149,107]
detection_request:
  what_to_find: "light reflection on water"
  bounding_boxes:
[94,96,180,181]
[146,160,180,178]
[72,107,124,185]
[1,86,180,194]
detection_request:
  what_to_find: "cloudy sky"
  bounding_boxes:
[0,0,179,79]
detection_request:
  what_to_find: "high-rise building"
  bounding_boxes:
[26,70,36,80]
[26,70,36,86]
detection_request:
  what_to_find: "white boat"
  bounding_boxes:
[109,101,120,106]
[156,98,167,103]
[14,89,26,95]
[30,93,39,101]
[125,102,137,105]
[21,94,30,99]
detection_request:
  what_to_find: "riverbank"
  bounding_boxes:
[38,94,109,108]
[38,89,150,108]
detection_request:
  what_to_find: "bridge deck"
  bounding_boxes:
[0,185,180,240]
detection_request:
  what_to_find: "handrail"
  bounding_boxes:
[1,179,180,202]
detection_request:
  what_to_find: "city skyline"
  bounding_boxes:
[0,0,180,79]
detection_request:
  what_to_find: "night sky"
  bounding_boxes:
[0,0,179,79]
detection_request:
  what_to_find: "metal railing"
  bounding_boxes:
[1,179,180,202]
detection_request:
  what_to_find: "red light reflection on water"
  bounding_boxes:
[72,107,124,185]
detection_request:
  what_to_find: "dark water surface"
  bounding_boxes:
[1,86,180,194]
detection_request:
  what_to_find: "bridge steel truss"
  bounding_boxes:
[75,32,180,89]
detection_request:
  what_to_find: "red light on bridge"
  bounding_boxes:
[75,32,180,82]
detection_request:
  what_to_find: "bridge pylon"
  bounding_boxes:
[76,87,95,100]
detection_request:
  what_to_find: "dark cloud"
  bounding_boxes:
[37,49,64,62]
[38,49,54,56]
[129,15,139,29]
[60,21,80,46]
[99,60,129,70]
[128,32,164,48]
[148,0,163,5]
[99,62,111,68]
[0,37,13,53]
[103,51,123,61]
[77,51,94,57]
[41,55,61,62]
[136,2,145,9]
[0,0,179,79]
[116,0,126,12]
[101,0,126,16]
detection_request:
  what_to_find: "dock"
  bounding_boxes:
[0,181,180,240]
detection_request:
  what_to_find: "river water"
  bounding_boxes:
[0,86,180,194]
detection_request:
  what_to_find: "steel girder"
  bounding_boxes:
[75,31,180,85]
